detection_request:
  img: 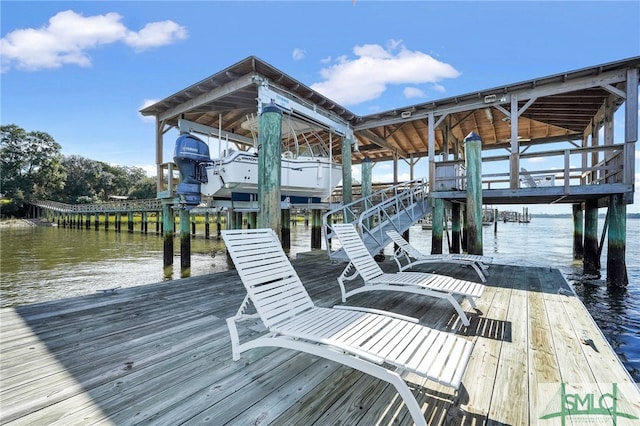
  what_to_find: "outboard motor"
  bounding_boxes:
[174,133,211,209]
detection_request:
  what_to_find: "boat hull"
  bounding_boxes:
[201,151,342,200]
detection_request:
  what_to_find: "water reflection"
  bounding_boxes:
[1,218,638,382]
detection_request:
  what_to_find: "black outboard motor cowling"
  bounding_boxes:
[174,134,211,209]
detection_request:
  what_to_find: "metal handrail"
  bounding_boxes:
[323,178,428,257]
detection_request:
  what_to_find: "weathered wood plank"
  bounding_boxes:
[1,259,638,426]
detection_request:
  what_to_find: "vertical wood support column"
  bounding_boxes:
[451,203,461,254]
[257,102,282,236]
[179,208,190,271]
[162,203,174,267]
[311,210,322,250]
[204,212,210,238]
[572,204,584,260]
[583,199,599,275]
[342,136,353,221]
[128,212,134,233]
[105,212,110,231]
[431,198,444,255]
[607,194,628,287]
[142,212,148,234]
[246,211,255,229]
[281,209,291,251]
[465,132,483,255]
[216,211,222,238]
[85,213,91,229]
[116,213,122,233]
[191,214,197,236]
[361,157,372,228]
[94,213,99,230]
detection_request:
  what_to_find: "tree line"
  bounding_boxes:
[1,124,156,217]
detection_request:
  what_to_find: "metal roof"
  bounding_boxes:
[140,55,640,164]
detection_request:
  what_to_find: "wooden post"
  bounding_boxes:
[583,199,599,275]
[191,214,196,236]
[493,208,498,234]
[179,208,190,271]
[361,157,372,228]
[461,206,467,252]
[116,213,122,233]
[257,102,282,236]
[607,194,628,287]
[311,209,322,249]
[105,212,110,231]
[451,203,461,254]
[85,213,91,229]
[216,211,222,238]
[128,212,134,233]
[342,136,353,221]
[572,204,584,260]
[248,211,257,230]
[431,198,444,254]
[94,213,99,231]
[465,132,483,255]
[162,203,174,267]
[281,209,291,252]
[142,212,148,234]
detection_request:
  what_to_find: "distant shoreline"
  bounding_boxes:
[0,218,56,228]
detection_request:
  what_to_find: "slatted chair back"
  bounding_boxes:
[386,229,423,258]
[332,223,385,281]
[222,229,314,328]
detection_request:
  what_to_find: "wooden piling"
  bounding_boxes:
[573,204,584,260]
[162,203,174,267]
[431,198,444,254]
[179,208,190,270]
[451,203,461,254]
[361,157,372,228]
[204,212,210,239]
[281,209,291,251]
[311,210,322,249]
[342,136,353,221]
[464,132,483,255]
[607,194,628,287]
[583,199,599,275]
[128,212,134,233]
[248,212,257,230]
[257,102,282,235]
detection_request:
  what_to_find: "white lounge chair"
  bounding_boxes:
[222,228,474,426]
[386,229,492,282]
[333,223,484,327]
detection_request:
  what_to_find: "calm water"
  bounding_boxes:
[1,218,638,381]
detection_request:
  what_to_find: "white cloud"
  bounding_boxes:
[139,98,159,122]
[403,87,426,99]
[292,48,306,61]
[137,164,157,177]
[1,10,187,72]
[310,41,460,106]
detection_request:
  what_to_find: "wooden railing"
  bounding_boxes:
[433,143,627,191]
[31,198,164,214]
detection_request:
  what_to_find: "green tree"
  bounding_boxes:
[59,155,103,203]
[128,176,157,199]
[1,124,65,216]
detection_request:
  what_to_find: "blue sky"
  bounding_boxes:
[2,1,639,213]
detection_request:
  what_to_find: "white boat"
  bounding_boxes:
[198,113,342,202]
[200,150,341,200]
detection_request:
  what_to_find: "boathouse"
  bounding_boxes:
[140,56,639,286]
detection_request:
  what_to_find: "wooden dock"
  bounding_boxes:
[1,255,639,425]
